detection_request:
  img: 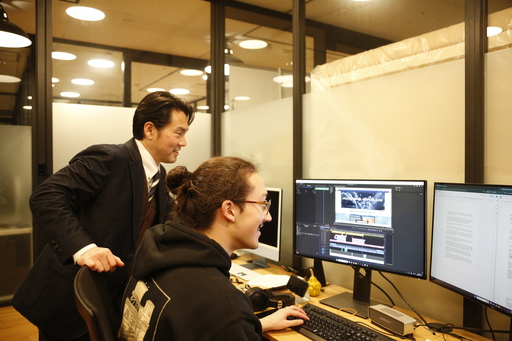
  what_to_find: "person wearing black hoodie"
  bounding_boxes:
[118,156,308,341]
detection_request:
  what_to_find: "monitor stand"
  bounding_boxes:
[242,254,269,269]
[320,266,382,319]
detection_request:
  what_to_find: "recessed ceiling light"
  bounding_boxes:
[23,105,32,110]
[88,59,115,68]
[204,64,230,75]
[197,105,209,110]
[72,78,94,85]
[239,40,268,49]
[273,75,293,84]
[180,69,203,76]
[234,96,251,101]
[66,6,105,21]
[170,88,190,95]
[487,26,502,37]
[52,51,77,60]
[60,92,80,98]
[52,77,60,83]
[0,75,21,83]
[147,88,165,92]
[272,75,311,84]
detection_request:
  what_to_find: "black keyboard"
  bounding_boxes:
[293,304,396,341]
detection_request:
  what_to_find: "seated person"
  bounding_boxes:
[118,156,308,340]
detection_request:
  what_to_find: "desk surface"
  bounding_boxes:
[233,255,491,341]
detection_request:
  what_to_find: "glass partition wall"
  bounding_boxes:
[0,4,34,304]
[1,2,511,337]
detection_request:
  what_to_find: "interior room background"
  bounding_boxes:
[1,1,511,339]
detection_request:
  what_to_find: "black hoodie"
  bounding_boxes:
[118,219,263,341]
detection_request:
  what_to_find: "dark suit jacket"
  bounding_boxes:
[12,138,169,339]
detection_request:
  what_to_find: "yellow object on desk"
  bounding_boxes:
[307,268,322,297]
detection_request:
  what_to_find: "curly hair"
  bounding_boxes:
[166,156,259,231]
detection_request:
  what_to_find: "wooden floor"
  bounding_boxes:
[0,305,38,341]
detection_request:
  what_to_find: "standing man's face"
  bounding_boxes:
[143,110,189,164]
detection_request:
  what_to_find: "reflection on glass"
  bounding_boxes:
[52,43,123,106]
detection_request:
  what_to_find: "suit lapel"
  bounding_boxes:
[126,138,145,247]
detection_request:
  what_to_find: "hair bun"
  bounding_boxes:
[165,166,193,194]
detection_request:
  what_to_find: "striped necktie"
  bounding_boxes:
[148,171,160,202]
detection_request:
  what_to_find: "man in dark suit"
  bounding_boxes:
[12,91,195,341]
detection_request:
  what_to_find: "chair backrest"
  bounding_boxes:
[74,266,120,341]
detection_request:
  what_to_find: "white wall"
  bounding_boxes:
[53,102,211,173]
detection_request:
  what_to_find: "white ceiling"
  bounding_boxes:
[1,0,511,114]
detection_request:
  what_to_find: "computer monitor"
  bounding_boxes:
[294,179,427,318]
[241,187,283,269]
[430,182,512,320]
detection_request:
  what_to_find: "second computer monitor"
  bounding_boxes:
[430,182,512,318]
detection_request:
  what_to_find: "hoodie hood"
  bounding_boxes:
[132,219,232,280]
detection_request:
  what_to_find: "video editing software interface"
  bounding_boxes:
[295,179,426,278]
[430,183,512,316]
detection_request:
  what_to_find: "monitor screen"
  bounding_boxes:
[241,187,282,269]
[294,179,427,317]
[430,182,512,318]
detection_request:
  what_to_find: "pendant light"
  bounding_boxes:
[0,3,32,48]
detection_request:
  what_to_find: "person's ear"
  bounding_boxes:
[143,122,156,140]
[221,200,236,223]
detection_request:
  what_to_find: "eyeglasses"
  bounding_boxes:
[242,199,271,215]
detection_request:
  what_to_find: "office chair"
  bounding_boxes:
[74,266,120,341]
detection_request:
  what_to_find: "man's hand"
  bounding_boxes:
[76,246,125,272]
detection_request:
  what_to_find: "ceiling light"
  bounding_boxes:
[52,51,76,60]
[0,4,32,48]
[88,59,115,68]
[487,26,502,37]
[60,92,80,98]
[66,6,105,21]
[239,40,268,50]
[234,96,251,101]
[72,78,94,85]
[180,69,203,76]
[52,77,60,83]
[272,75,311,84]
[204,64,230,75]
[170,88,190,95]
[147,88,165,92]
[0,74,21,83]
[197,105,209,110]
[23,105,32,110]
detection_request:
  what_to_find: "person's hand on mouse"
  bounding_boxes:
[260,305,309,332]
